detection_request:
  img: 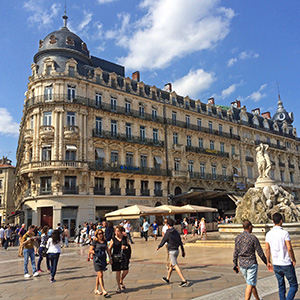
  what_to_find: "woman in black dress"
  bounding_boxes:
[89,229,110,297]
[108,225,131,293]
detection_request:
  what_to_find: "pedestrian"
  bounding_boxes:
[22,225,39,278]
[37,226,50,272]
[124,220,134,244]
[265,213,298,300]
[0,226,4,247]
[47,229,61,282]
[162,219,170,270]
[151,220,158,241]
[63,225,69,247]
[233,220,267,300]
[4,224,12,250]
[89,229,110,297]
[141,219,149,242]
[157,218,187,287]
[181,218,188,240]
[89,224,96,244]
[108,225,131,293]
[200,217,208,239]
[18,223,26,256]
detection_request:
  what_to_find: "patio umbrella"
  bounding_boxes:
[180,204,218,213]
[156,205,188,214]
[105,204,168,220]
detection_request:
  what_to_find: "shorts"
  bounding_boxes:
[183,229,188,235]
[153,230,158,235]
[240,264,258,286]
[169,250,179,266]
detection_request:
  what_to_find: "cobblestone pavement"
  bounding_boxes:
[0,235,300,300]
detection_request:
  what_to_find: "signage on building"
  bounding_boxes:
[236,182,246,190]
[120,165,139,171]
[128,199,150,205]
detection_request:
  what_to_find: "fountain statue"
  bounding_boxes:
[234,143,300,224]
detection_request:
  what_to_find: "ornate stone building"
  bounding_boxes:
[14,17,300,232]
[0,157,15,225]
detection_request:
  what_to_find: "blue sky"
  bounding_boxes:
[1,0,300,165]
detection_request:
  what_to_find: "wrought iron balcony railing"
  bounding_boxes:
[141,189,150,196]
[126,189,136,196]
[62,186,79,195]
[110,188,121,195]
[186,146,229,158]
[94,187,106,195]
[154,190,163,196]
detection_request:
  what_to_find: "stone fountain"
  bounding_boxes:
[219,143,300,240]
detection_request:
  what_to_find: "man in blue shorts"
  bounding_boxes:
[233,220,267,300]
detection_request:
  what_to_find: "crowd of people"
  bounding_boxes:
[0,212,298,299]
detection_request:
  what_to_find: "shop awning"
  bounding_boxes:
[154,156,162,164]
[96,148,105,158]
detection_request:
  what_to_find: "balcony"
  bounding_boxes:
[190,172,233,181]
[126,189,136,196]
[24,189,32,198]
[246,156,254,162]
[62,186,79,195]
[24,129,33,143]
[64,125,79,139]
[38,188,52,195]
[255,140,287,151]
[94,187,105,195]
[39,125,54,141]
[154,190,163,196]
[279,162,285,168]
[20,160,86,172]
[288,164,295,169]
[110,188,121,195]
[172,144,184,152]
[186,146,229,158]
[141,189,150,196]
[88,162,170,177]
[172,170,189,178]
[93,129,164,148]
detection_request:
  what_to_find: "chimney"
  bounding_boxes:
[231,100,241,108]
[207,97,215,105]
[164,83,172,92]
[132,71,140,82]
[262,111,271,119]
[252,108,260,115]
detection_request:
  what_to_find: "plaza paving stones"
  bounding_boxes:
[1,234,300,300]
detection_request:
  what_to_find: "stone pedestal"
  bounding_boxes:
[219,223,300,241]
[255,177,275,188]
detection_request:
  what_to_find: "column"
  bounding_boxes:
[59,112,63,160]
[53,110,59,160]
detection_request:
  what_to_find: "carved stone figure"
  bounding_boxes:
[256,143,266,178]
[234,184,300,224]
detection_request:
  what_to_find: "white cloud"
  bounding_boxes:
[172,69,216,99]
[227,49,259,67]
[246,84,267,102]
[221,83,238,98]
[24,1,60,29]
[109,0,234,70]
[78,11,93,31]
[97,0,117,3]
[0,108,19,136]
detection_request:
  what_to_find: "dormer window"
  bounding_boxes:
[253,118,259,126]
[66,36,74,46]
[82,42,88,52]
[39,40,44,48]
[49,35,57,44]
[241,114,248,122]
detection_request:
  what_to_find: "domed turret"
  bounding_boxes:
[272,96,294,125]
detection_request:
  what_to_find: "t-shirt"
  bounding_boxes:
[265,226,291,266]
[46,238,61,254]
[92,239,107,252]
[22,231,35,249]
[142,222,149,232]
[124,223,131,233]
[162,225,168,235]
[4,228,12,238]
[152,223,158,231]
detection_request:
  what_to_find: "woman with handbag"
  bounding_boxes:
[46,229,61,282]
[37,226,50,272]
[88,229,110,297]
[108,225,131,293]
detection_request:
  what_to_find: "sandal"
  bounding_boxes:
[94,290,102,295]
[103,292,109,298]
[120,283,126,290]
[116,287,121,294]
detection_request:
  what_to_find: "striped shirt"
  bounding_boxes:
[233,231,267,268]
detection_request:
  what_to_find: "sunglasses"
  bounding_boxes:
[97,233,104,235]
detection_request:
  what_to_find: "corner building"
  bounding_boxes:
[14,19,300,232]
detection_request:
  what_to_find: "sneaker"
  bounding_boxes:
[179,281,188,287]
[161,277,169,284]
[50,278,56,283]
[24,274,31,278]
[33,272,39,277]
[37,269,43,273]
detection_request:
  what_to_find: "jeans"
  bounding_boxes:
[64,237,69,247]
[143,230,148,241]
[126,232,133,244]
[23,248,37,274]
[4,238,10,249]
[273,264,298,300]
[48,253,60,279]
[37,247,50,270]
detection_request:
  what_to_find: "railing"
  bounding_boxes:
[279,162,285,167]
[126,189,136,196]
[94,187,105,195]
[246,156,254,162]
[40,125,54,132]
[186,146,229,158]
[20,160,87,170]
[288,164,295,169]
[88,162,171,177]
[93,129,164,148]
[38,188,52,195]
[64,125,79,133]
[62,186,79,194]
[190,172,233,181]
[110,188,121,195]
[24,189,32,198]
[154,190,163,196]
[141,189,150,196]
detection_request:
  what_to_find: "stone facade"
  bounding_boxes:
[14,20,300,233]
[0,157,15,225]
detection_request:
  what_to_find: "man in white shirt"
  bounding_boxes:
[0,226,4,247]
[141,219,150,241]
[265,213,298,300]
[124,220,134,244]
